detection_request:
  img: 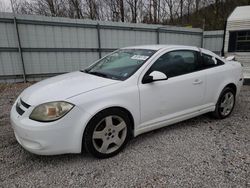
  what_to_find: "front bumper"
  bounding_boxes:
[10,101,91,155]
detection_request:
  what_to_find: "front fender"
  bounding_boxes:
[68,83,140,138]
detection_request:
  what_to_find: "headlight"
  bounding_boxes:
[30,101,74,122]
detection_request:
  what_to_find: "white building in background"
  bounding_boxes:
[224,6,250,78]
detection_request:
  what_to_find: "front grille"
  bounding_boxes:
[16,99,30,116]
[16,104,25,115]
[20,99,30,108]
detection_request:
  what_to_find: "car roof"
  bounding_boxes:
[121,45,225,62]
[121,45,197,51]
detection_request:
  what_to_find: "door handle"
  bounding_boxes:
[193,79,203,85]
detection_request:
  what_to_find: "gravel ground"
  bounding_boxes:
[0,83,249,188]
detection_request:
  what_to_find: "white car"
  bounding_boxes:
[10,45,243,158]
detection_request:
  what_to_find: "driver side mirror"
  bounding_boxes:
[142,71,167,84]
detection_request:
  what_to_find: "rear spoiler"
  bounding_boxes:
[225,56,235,61]
[224,56,243,66]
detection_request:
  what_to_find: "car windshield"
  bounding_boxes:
[83,49,156,80]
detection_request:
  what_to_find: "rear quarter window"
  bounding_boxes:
[201,53,224,69]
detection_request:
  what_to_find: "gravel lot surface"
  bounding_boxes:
[0,83,249,188]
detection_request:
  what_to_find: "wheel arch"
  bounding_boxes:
[99,106,135,132]
[214,81,237,104]
[212,82,237,119]
[224,83,237,94]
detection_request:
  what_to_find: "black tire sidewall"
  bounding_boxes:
[215,87,235,119]
[83,108,132,158]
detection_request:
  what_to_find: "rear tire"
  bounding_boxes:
[212,87,235,119]
[83,108,132,158]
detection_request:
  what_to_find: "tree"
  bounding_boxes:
[179,0,183,24]
[126,0,138,23]
[2,0,250,30]
[68,0,83,19]
[186,0,194,22]
[195,0,201,12]
[153,0,157,23]
[85,0,99,19]
[119,0,125,22]
[163,0,176,24]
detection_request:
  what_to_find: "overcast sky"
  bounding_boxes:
[3,0,11,6]
[1,0,12,12]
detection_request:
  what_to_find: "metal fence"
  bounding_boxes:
[203,30,224,54]
[0,12,224,83]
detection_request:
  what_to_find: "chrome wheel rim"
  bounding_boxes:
[92,115,127,154]
[220,92,234,116]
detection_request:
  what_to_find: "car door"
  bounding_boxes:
[138,49,206,128]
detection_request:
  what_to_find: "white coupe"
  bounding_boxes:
[10,45,243,158]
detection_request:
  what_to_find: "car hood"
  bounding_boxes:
[21,71,120,106]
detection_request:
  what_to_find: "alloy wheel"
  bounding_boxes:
[92,115,127,154]
[219,92,235,116]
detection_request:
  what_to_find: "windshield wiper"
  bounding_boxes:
[80,69,89,73]
[87,71,109,78]
[81,70,121,80]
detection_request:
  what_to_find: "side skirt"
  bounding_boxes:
[134,105,215,137]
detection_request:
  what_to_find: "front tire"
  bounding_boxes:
[212,87,235,119]
[83,108,132,158]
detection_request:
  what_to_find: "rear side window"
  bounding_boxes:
[216,58,225,65]
[201,53,224,69]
